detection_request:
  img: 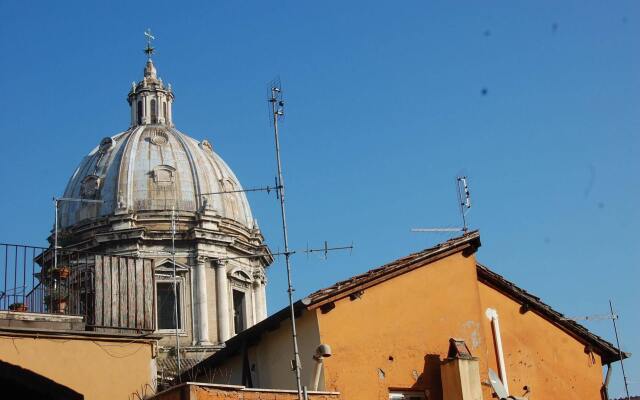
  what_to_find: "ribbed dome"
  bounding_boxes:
[59,125,254,229]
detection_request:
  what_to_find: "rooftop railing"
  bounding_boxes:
[0,243,155,332]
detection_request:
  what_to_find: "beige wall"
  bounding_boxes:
[477,282,604,399]
[202,309,323,391]
[0,333,156,400]
[251,310,323,390]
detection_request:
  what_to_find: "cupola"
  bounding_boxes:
[127,55,174,127]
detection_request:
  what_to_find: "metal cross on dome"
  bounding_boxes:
[144,28,155,59]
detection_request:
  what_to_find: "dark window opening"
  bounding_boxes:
[137,101,143,125]
[233,289,246,334]
[157,281,181,330]
[163,101,167,121]
[151,99,157,124]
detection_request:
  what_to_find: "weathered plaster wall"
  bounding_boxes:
[250,310,322,390]
[477,282,604,399]
[203,310,323,391]
[316,251,485,400]
[0,334,156,400]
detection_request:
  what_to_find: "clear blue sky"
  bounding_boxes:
[1,1,638,396]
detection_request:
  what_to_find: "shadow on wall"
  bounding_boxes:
[0,359,84,400]
[411,354,443,400]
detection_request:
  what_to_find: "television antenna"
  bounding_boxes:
[205,242,354,262]
[268,81,353,399]
[305,241,354,260]
[411,176,472,234]
[132,241,353,262]
[180,81,352,397]
[269,81,302,399]
[563,300,630,399]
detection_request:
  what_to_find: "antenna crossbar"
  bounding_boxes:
[411,228,464,233]
[201,185,282,197]
[411,176,472,235]
[562,313,618,322]
[303,241,354,259]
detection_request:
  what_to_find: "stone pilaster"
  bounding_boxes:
[215,260,230,343]
[253,269,267,322]
[194,255,211,345]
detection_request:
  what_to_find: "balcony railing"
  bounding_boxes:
[1,243,155,332]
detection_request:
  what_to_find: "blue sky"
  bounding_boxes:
[0,0,638,396]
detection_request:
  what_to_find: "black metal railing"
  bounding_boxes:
[1,243,155,332]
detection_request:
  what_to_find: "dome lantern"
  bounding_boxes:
[127,32,174,127]
[127,58,174,127]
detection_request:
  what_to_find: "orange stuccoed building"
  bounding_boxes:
[178,231,626,400]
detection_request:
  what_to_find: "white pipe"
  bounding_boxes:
[486,308,509,394]
[311,357,323,391]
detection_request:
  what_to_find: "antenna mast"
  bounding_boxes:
[563,301,630,399]
[610,300,630,399]
[411,176,472,234]
[269,83,304,399]
[456,176,471,232]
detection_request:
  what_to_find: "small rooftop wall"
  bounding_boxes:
[151,383,340,400]
[0,328,157,400]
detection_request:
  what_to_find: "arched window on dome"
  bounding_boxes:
[151,99,157,124]
[163,101,167,123]
[221,179,240,221]
[137,101,143,125]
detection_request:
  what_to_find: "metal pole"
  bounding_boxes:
[271,86,304,399]
[456,177,467,233]
[609,300,630,399]
[172,207,182,377]
[54,198,59,270]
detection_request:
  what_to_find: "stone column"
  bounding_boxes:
[194,256,211,345]
[158,93,165,124]
[215,260,230,343]
[144,95,151,124]
[130,98,136,126]
[253,270,267,322]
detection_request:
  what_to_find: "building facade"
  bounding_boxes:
[51,54,273,365]
[183,232,626,400]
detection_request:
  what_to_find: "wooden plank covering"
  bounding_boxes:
[119,257,127,328]
[91,255,155,331]
[143,259,154,330]
[103,256,112,328]
[135,259,144,329]
[127,257,136,329]
[110,256,119,328]
[94,255,103,327]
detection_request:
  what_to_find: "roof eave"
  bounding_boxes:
[475,262,628,364]
[303,231,481,310]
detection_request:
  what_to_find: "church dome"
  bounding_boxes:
[59,59,254,230]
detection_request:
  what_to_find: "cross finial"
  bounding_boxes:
[144,28,155,59]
